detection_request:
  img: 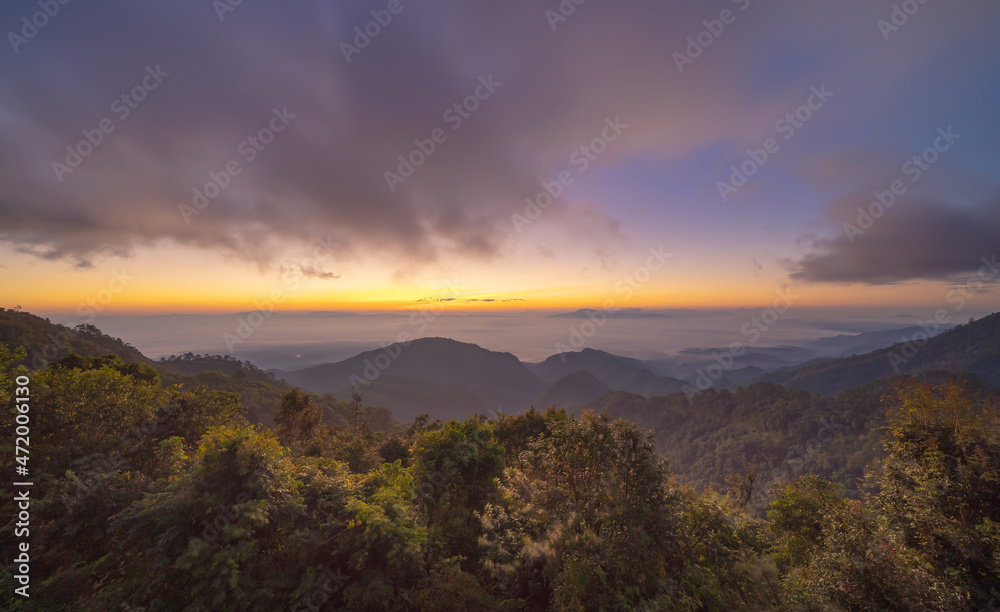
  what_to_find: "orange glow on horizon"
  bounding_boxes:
[4,244,1000,317]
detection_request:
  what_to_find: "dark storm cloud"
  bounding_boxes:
[0,0,849,271]
[1,0,700,269]
[792,198,1000,284]
[2,0,999,277]
[2,1,513,266]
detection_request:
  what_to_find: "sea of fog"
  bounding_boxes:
[42,308,972,372]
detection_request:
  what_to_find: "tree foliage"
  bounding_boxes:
[2,335,999,610]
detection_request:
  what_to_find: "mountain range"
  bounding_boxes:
[4,307,997,428]
[269,318,993,421]
[275,337,547,422]
[4,306,999,496]
[755,313,1000,394]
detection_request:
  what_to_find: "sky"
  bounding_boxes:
[2,0,1000,319]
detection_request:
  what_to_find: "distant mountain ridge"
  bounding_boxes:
[755,313,1000,394]
[276,337,548,421]
[801,325,955,359]
[265,320,992,418]
[278,342,689,421]
[531,348,686,397]
[7,306,995,426]
[645,325,950,382]
[548,308,679,319]
[536,370,613,412]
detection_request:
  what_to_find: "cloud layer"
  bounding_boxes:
[793,198,1000,284]
[1,0,999,286]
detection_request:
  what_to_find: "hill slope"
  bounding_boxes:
[0,309,397,430]
[757,313,1000,394]
[803,325,951,358]
[536,370,613,411]
[0,308,154,368]
[585,381,885,500]
[277,337,547,419]
[532,348,686,397]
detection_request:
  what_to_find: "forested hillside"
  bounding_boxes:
[0,308,396,431]
[588,382,882,502]
[588,372,994,511]
[2,311,1000,609]
[757,312,1000,394]
[0,308,153,369]
[2,342,999,610]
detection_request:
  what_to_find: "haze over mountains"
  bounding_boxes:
[48,309,954,369]
[7,305,999,609]
[19,305,993,427]
[6,306,998,493]
[270,319,975,421]
[758,315,1000,394]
